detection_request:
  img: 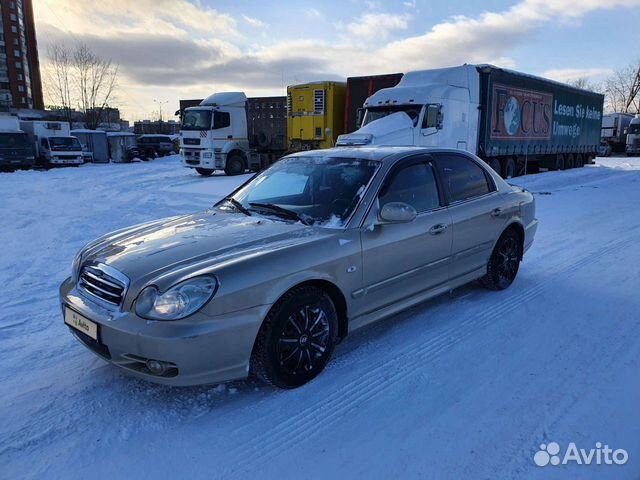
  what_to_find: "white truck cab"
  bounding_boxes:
[180,92,251,175]
[20,121,83,166]
[626,115,640,156]
[337,65,480,152]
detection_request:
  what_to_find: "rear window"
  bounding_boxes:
[435,154,494,203]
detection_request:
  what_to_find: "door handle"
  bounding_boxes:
[429,224,448,235]
[490,208,502,217]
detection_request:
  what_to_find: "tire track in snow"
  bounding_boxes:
[218,228,640,476]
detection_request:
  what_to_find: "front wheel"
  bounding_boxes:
[224,154,245,176]
[251,285,338,388]
[481,229,522,290]
[195,167,214,176]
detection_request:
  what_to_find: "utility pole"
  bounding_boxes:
[625,66,640,114]
[153,99,169,122]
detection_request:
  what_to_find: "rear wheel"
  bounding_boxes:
[251,285,338,389]
[195,167,214,176]
[575,154,584,168]
[224,154,245,176]
[566,154,575,169]
[481,229,522,290]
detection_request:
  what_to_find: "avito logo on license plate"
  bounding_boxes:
[64,307,98,341]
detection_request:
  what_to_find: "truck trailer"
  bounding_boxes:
[344,73,403,133]
[0,116,35,170]
[337,64,604,178]
[601,112,634,153]
[180,93,287,176]
[287,81,346,151]
[20,121,84,167]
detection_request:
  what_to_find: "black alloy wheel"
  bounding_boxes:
[481,229,521,290]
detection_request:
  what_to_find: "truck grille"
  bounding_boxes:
[79,265,127,306]
[58,155,80,160]
[183,138,200,145]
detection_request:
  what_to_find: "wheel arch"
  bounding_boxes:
[503,221,525,260]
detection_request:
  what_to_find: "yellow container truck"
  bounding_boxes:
[287,81,346,151]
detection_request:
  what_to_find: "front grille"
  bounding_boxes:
[183,138,200,145]
[58,155,80,160]
[71,328,111,359]
[79,265,126,305]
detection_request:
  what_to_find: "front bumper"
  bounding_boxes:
[59,277,270,386]
[181,149,225,169]
[626,145,640,155]
[50,155,83,165]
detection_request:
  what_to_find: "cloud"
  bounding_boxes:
[542,68,614,82]
[35,0,640,119]
[343,13,410,41]
[242,15,267,28]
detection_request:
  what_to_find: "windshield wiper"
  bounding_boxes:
[223,197,252,216]
[249,202,310,225]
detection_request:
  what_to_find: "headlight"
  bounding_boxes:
[202,151,213,158]
[135,276,218,321]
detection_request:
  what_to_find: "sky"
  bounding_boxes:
[34,0,640,121]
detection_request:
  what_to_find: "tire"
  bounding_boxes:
[551,154,564,171]
[565,154,575,169]
[502,157,517,178]
[488,158,502,177]
[480,228,522,291]
[575,154,584,168]
[195,167,214,176]
[251,285,338,389]
[224,154,245,176]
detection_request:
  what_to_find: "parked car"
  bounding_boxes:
[107,132,144,163]
[60,146,538,388]
[598,141,612,157]
[137,134,175,157]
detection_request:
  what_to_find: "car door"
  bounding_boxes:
[432,152,507,281]
[358,155,453,318]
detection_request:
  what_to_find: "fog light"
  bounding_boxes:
[146,359,167,375]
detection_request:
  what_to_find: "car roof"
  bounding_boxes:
[287,146,474,163]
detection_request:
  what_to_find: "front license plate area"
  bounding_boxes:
[64,307,98,341]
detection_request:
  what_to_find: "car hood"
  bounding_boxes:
[80,211,323,285]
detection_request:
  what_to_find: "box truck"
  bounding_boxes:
[180,93,287,176]
[20,121,84,167]
[337,64,604,178]
[626,115,640,156]
[71,129,109,163]
[601,112,634,153]
[0,116,35,169]
[287,81,346,151]
[344,73,403,133]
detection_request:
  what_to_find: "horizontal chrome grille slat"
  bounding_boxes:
[78,265,127,306]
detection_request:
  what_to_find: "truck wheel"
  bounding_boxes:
[565,154,575,169]
[195,168,214,176]
[488,158,502,176]
[551,154,564,171]
[502,157,517,178]
[250,285,338,389]
[575,154,584,168]
[225,154,245,176]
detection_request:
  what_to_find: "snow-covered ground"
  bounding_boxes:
[1,156,639,479]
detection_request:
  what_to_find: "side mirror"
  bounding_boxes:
[379,202,417,224]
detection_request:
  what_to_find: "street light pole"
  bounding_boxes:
[153,99,169,122]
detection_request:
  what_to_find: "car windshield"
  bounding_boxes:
[49,136,81,150]
[229,156,379,227]
[362,105,422,127]
[181,109,212,130]
[0,132,30,148]
[628,124,640,134]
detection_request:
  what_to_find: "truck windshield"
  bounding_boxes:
[628,124,640,135]
[362,105,422,127]
[181,110,212,130]
[229,156,379,227]
[0,132,30,148]
[48,137,81,151]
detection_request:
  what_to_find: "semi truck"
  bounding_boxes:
[180,92,287,176]
[337,64,604,178]
[287,81,345,151]
[0,116,35,170]
[626,115,640,156]
[601,112,634,153]
[344,73,403,133]
[20,121,84,167]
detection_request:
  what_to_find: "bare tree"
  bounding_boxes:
[45,44,74,123]
[45,42,118,128]
[567,77,592,90]
[603,61,640,114]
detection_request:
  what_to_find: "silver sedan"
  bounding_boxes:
[60,147,537,388]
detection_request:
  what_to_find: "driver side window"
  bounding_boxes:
[380,161,441,213]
